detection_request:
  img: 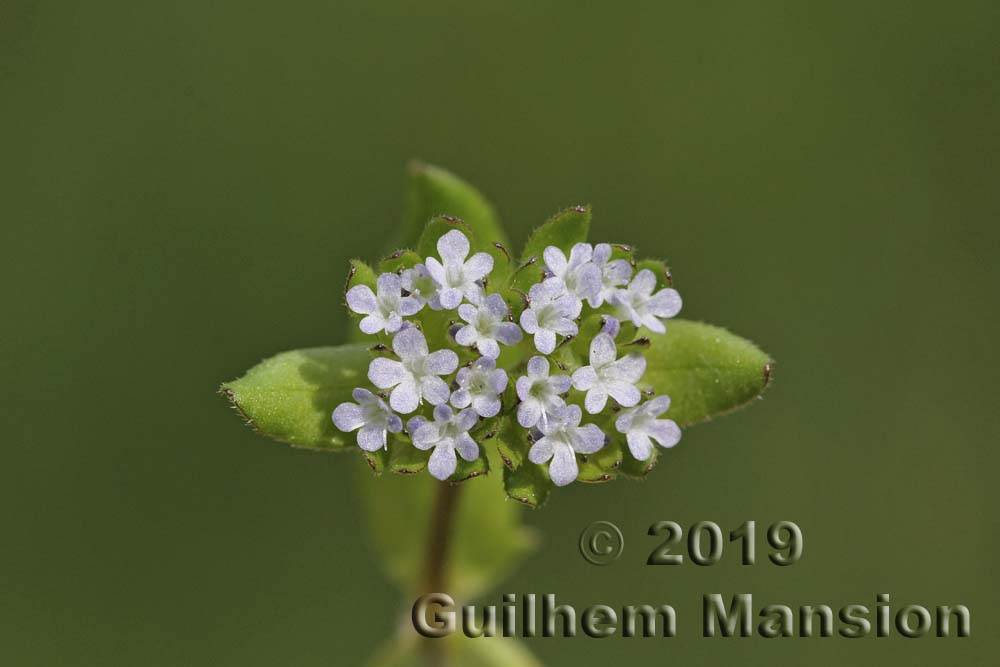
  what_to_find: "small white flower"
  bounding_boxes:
[519,279,580,354]
[615,395,681,461]
[515,356,571,428]
[424,230,494,309]
[400,263,442,310]
[571,332,646,413]
[528,404,606,486]
[346,272,422,334]
[411,405,481,480]
[543,243,601,305]
[588,243,633,307]
[454,293,524,358]
[451,357,508,418]
[332,388,403,451]
[367,327,458,414]
[614,269,682,334]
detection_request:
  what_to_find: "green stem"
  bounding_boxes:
[421,481,462,667]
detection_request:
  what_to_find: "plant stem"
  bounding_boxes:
[421,481,462,667]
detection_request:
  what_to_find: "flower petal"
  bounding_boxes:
[483,293,508,318]
[463,252,494,281]
[648,419,681,449]
[584,386,609,414]
[526,356,550,379]
[457,303,477,324]
[528,437,554,464]
[455,408,480,432]
[590,332,617,367]
[648,288,682,318]
[424,257,446,285]
[437,229,470,264]
[548,374,572,394]
[606,380,641,408]
[421,376,452,406]
[517,399,542,428]
[389,380,421,414]
[646,395,672,416]
[612,353,646,383]
[412,422,438,449]
[345,285,377,315]
[572,366,599,391]
[489,368,508,393]
[519,308,539,334]
[630,269,657,295]
[425,349,459,375]
[572,424,606,454]
[376,272,401,296]
[332,402,364,431]
[455,433,480,462]
[542,246,568,275]
[368,358,407,389]
[641,313,667,334]
[450,388,472,409]
[400,297,422,317]
[477,338,501,359]
[548,443,579,486]
[626,432,653,461]
[438,287,463,310]
[473,394,501,418]
[357,424,386,452]
[454,325,478,347]
[495,322,524,346]
[534,329,557,354]
[428,444,458,480]
[359,314,386,335]
[392,326,428,359]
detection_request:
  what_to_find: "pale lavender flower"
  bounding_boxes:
[367,327,458,414]
[345,272,422,335]
[424,230,494,309]
[454,293,523,358]
[411,405,480,480]
[588,243,633,307]
[332,388,403,451]
[450,357,508,418]
[614,269,682,334]
[528,404,606,487]
[615,395,681,461]
[515,356,571,428]
[543,243,601,306]
[519,279,580,354]
[571,332,646,413]
[400,263,442,310]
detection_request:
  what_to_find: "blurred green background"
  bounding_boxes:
[2,1,998,665]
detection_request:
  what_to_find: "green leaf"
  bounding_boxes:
[378,249,421,274]
[641,319,773,427]
[388,435,429,474]
[220,344,371,451]
[619,443,659,479]
[345,258,378,292]
[360,450,537,600]
[577,438,623,483]
[514,205,591,290]
[502,463,553,509]
[403,161,510,251]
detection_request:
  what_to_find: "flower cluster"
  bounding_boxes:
[333,230,683,484]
